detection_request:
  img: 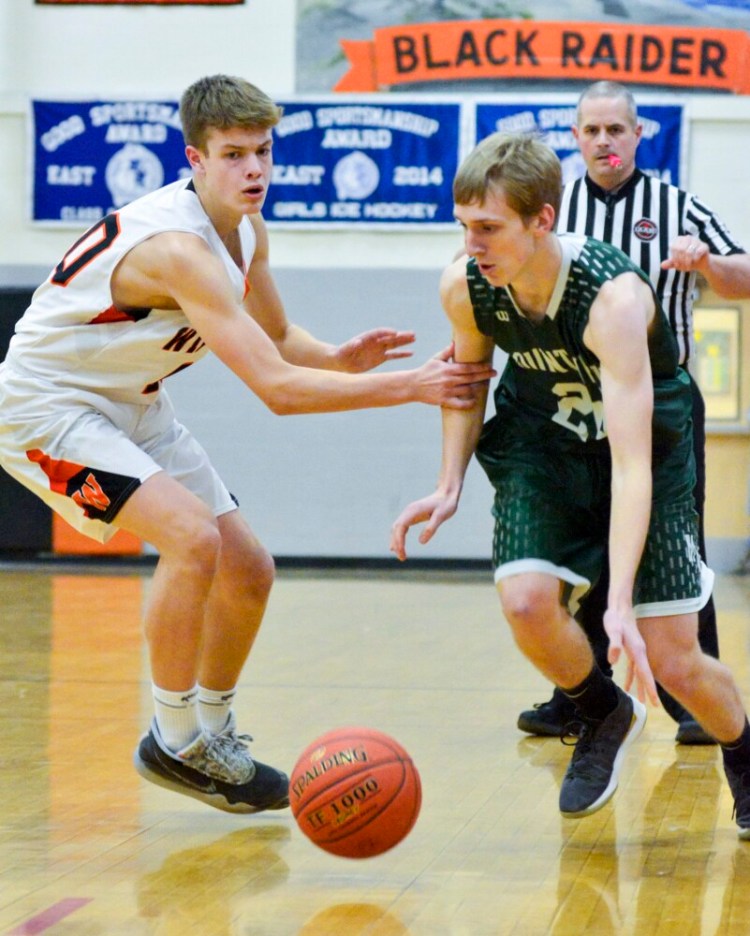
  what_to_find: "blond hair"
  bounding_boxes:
[180,74,282,151]
[453,132,562,220]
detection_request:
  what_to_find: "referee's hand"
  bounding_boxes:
[661,236,707,272]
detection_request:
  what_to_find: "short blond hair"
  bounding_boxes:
[180,74,282,151]
[453,132,561,220]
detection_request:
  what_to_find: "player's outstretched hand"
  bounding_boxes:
[335,328,416,372]
[390,490,458,561]
[604,606,659,706]
[414,344,495,409]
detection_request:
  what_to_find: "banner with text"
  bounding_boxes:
[334,19,750,95]
[264,100,461,227]
[31,98,463,229]
[31,99,190,226]
[474,101,684,187]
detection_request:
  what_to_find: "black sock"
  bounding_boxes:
[721,719,750,770]
[560,666,619,721]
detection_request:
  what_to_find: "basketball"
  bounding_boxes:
[290,726,422,859]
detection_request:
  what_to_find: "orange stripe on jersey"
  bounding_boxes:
[88,305,138,324]
[87,305,152,324]
[27,449,85,495]
[27,449,113,516]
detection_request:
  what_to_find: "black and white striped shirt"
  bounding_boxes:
[557,169,745,364]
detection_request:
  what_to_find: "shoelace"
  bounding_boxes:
[561,716,609,773]
[560,719,585,746]
[204,729,256,776]
[211,729,253,753]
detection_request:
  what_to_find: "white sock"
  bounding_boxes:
[152,683,200,753]
[198,686,237,735]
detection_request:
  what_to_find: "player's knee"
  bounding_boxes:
[239,542,275,601]
[651,646,700,698]
[163,513,222,579]
[218,534,275,604]
[499,578,557,629]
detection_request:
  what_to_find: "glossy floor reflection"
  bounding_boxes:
[1,564,749,935]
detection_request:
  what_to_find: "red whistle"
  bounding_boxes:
[607,154,623,168]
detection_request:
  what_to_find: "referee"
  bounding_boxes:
[517,80,750,745]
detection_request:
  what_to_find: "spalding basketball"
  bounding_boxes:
[290,726,422,859]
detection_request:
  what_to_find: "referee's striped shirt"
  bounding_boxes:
[557,169,745,364]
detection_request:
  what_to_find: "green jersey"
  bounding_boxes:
[469,234,694,503]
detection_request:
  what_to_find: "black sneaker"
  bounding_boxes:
[559,688,646,818]
[724,763,750,840]
[675,717,716,746]
[134,718,289,814]
[517,687,579,737]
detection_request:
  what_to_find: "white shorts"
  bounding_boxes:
[0,368,236,543]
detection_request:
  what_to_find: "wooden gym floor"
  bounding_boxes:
[2,562,750,935]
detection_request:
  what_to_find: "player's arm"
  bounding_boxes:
[437,260,495,514]
[584,274,659,704]
[143,233,496,413]
[390,258,494,560]
[244,215,416,372]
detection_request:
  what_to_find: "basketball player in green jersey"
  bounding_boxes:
[390,132,750,835]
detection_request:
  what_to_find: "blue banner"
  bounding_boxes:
[265,100,461,227]
[30,97,682,226]
[31,99,189,225]
[31,98,462,228]
[474,102,684,187]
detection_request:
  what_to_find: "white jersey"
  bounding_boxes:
[4,178,256,404]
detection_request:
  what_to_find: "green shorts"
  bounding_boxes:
[487,449,712,619]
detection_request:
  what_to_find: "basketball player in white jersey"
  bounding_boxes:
[0,75,495,813]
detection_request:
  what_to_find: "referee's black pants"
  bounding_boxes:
[578,371,719,724]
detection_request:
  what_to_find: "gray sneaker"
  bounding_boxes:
[559,688,646,818]
[200,711,258,781]
[134,718,289,813]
